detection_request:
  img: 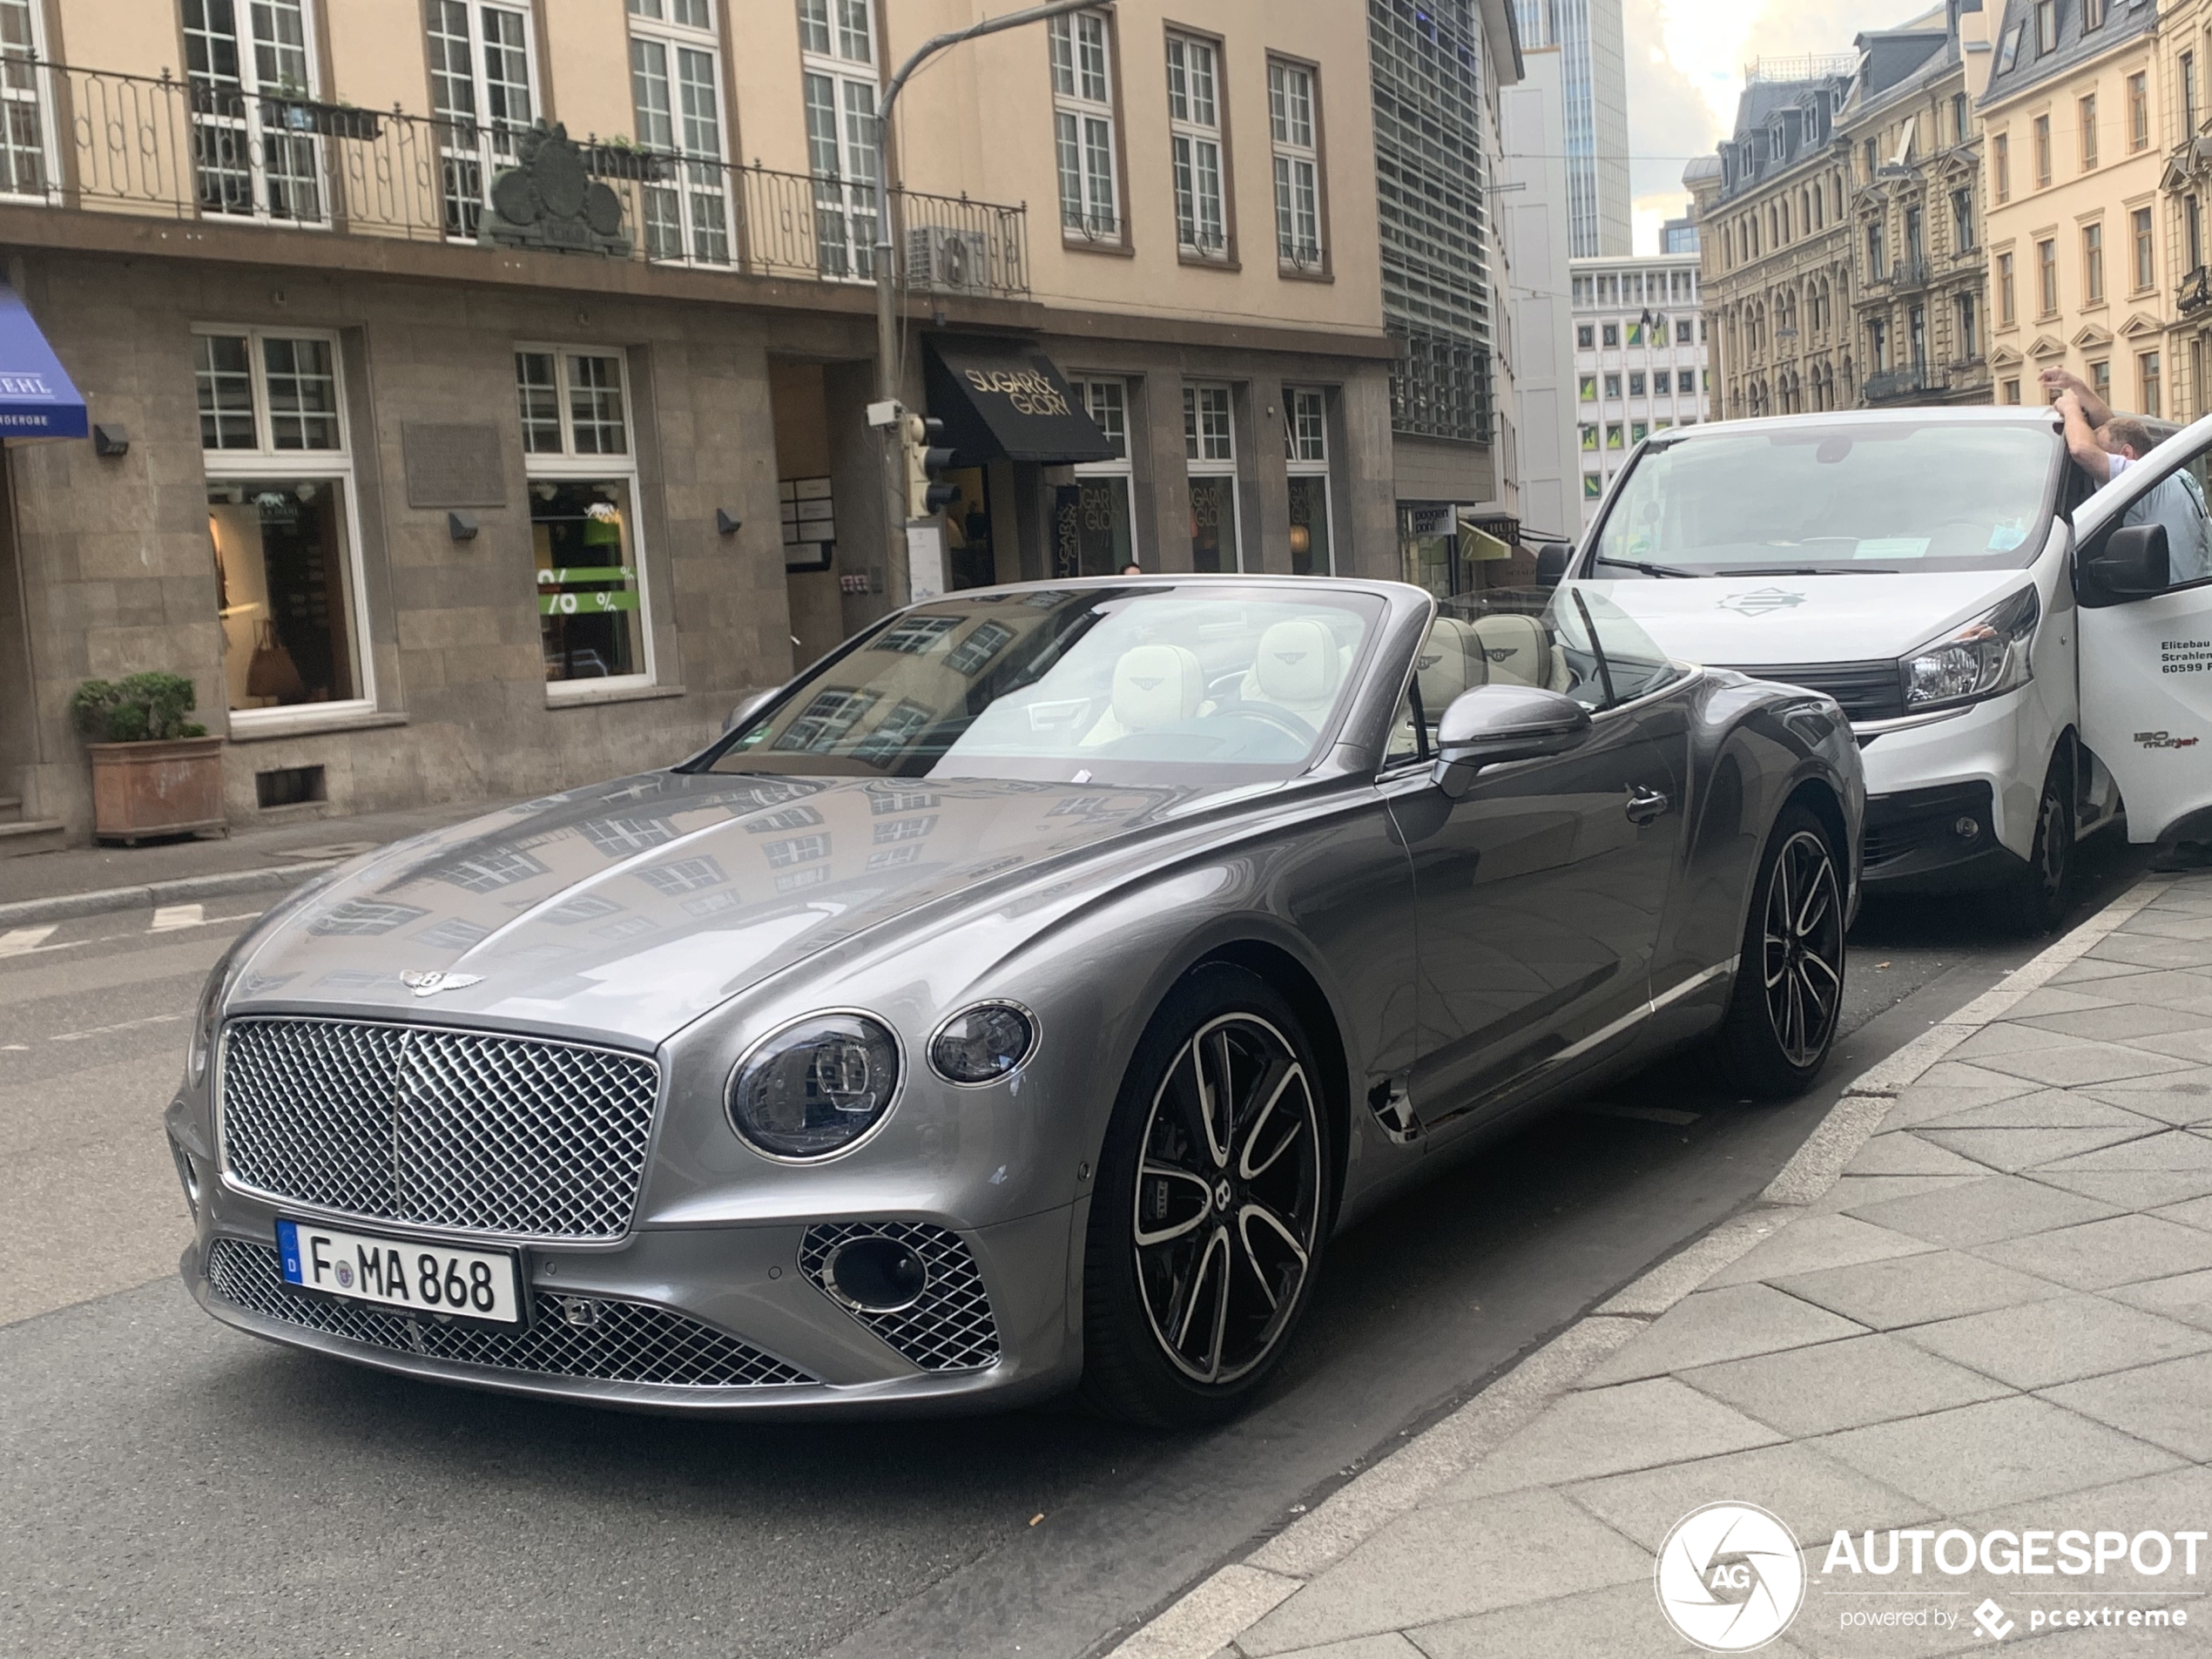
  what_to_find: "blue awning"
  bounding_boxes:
[0,285,84,440]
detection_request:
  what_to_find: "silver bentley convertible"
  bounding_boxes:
[171,577,1863,1425]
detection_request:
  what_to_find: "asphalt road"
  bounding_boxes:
[0,835,2151,1659]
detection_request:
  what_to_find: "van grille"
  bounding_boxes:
[1714,660,1905,723]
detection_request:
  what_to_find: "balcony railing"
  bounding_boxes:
[1863,365,1943,401]
[1890,255,1931,289]
[2181,265,2212,315]
[7,58,1029,298]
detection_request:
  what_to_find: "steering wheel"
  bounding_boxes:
[1207,699,1320,745]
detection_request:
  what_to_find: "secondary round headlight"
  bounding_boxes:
[727,1013,901,1160]
[929,1003,1036,1084]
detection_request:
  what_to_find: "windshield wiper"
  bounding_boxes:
[1728,565,1896,577]
[1592,555,1696,579]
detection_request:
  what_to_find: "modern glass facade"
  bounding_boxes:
[1514,0,1629,258]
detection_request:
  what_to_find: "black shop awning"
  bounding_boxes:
[923,337,1114,466]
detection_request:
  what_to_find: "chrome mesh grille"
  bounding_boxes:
[206,1238,814,1389]
[219,1018,659,1239]
[799,1222,1001,1372]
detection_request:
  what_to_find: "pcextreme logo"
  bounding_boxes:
[1656,1502,1806,1651]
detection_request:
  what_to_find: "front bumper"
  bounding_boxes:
[185,1184,1083,1417]
[1860,779,2027,894]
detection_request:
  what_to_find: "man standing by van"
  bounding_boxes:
[2044,367,2212,583]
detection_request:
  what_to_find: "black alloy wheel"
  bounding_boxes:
[1710,802,1847,1099]
[1082,964,1331,1425]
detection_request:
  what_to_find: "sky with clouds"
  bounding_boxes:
[1624,0,1943,251]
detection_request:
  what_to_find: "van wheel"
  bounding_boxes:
[1710,803,1846,1100]
[1992,766,2073,936]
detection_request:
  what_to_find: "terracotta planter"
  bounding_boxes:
[88,737,228,845]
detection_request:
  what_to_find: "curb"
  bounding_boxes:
[0,860,341,929]
[1103,873,2176,1659]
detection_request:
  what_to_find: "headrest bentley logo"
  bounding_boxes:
[1716,588,1807,617]
[401,971,484,998]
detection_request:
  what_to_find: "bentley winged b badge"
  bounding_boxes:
[401,971,484,998]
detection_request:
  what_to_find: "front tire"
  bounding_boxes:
[1080,964,1332,1426]
[1711,803,1846,1099]
[1993,762,2074,936]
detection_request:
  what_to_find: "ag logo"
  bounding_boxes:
[1655,1501,1804,1652]
[1716,588,1806,617]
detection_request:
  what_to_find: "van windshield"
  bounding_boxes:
[1592,422,2061,577]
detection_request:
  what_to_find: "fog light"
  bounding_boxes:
[1953,816,1981,842]
[826,1236,929,1313]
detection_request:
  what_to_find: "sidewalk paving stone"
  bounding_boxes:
[1237,1635,1425,1659]
[2041,1352,2212,1461]
[2110,1267,2212,1332]
[1811,1396,2186,1514]
[1233,1488,1650,1656]
[1676,1332,2013,1435]
[2037,1168,2212,1207]
[2076,1077,2212,1126]
[1703,1215,1937,1289]
[1914,1125,2160,1173]
[2040,1130,2212,1172]
[1563,1441,1936,1551]
[2106,1028,2212,1068]
[2069,969,2212,1015]
[1445,1378,1786,1498]
[1807,1174,1982,1216]
[1842,1174,2121,1249]
[2001,986,2129,1020]
[1578,1284,1867,1386]
[2018,1003,2210,1041]
[1891,1291,2212,1389]
[1909,1091,2159,1130]
[1945,1035,2198,1089]
[1773,1250,2069,1329]
[1840,1132,1996,1178]
[2085,932,2212,970]
[2118,910,2212,941]
[2046,955,2157,985]
[1973,1215,2212,1291]
[2150,1194,2212,1231]
[1405,1580,1819,1659]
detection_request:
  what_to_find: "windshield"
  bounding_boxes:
[1593,422,2062,577]
[705,584,1382,784]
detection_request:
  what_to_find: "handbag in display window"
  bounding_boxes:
[245,619,306,704]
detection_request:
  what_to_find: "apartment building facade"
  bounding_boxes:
[1839,10,1991,407]
[1686,61,1859,421]
[1979,0,2169,412]
[0,0,1406,846]
[1570,251,1710,526]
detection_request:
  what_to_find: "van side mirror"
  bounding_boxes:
[1433,685,1592,799]
[2086,523,2170,600]
[725,689,777,732]
[1533,543,1572,586]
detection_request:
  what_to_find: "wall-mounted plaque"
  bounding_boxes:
[401,422,507,509]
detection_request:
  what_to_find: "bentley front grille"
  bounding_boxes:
[799,1222,1001,1372]
[219,1017,659,1240]
[206,1238,815,1389]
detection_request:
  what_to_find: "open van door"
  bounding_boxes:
[2076,417,2212,849]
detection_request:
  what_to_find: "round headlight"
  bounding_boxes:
[727,1013,901,1160]
[929,1002,1036,1085]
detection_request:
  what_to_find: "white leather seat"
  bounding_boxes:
[1080,644,1206,746]
[1468,614,1553,689]
[1241,617,1346,723]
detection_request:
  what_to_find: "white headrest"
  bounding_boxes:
[1470,614,1550,687]
[1111,644,1204,730]
[1414,617,1474,715]
[1253,618,1344,708]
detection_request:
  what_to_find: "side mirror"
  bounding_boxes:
[725,689,777,733]
[1533,543,1572,586]
[1432,684,1592,799]
[2086,522,2171,600]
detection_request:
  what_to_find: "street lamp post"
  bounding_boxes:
[870,0,1096,604]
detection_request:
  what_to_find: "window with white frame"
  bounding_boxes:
[0,0,53,200]
[516,347,654,691]
[1184,383,1240,570]
[627,0,733,265]
[195,327,371,720]
[1067,378,1136,575]
[799,0,880,280]
[427,2,537,239]
[1283,388,1332,575]
[1269,60,1321,269]
[1166,33,1227,258]
[182,0,323,224]
[1049,10,1120,241]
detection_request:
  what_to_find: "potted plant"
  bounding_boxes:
[71,673,227,845]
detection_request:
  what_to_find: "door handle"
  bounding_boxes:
[1624,785,1671,826]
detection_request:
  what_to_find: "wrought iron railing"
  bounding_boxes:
[1863,365,1942,401]
[12,59,1030,297]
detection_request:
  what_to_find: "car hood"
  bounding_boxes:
[230,771,1209,1045]
[1588,570,2033,665]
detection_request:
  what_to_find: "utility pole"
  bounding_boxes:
[871,0,1097,605]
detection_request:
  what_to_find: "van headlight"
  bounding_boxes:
[727,1013,901,1160]
[1900,587,2040,711]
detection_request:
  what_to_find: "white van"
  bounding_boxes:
[1567,406,2212,930]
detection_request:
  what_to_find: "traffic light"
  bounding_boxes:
[900,412,960,521]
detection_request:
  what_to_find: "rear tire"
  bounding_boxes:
[1079,964,1332,1427]
[1711,803,1847,1100]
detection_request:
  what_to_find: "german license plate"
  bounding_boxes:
[276,1218,523,1325]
